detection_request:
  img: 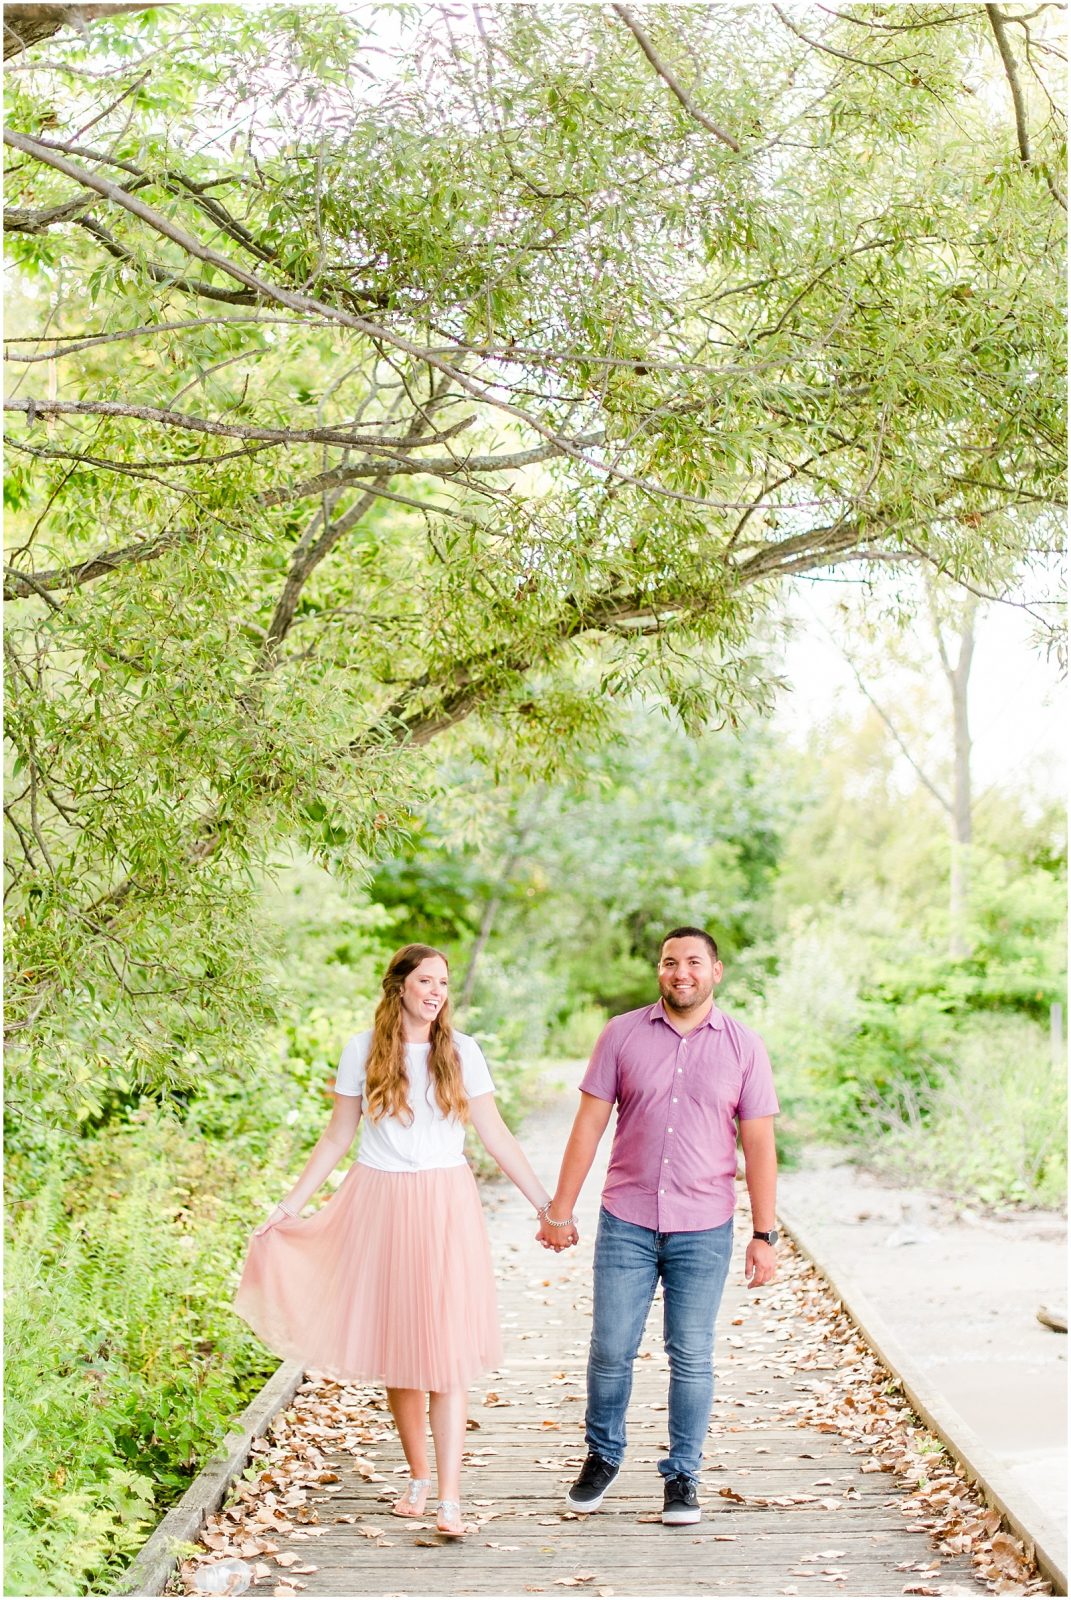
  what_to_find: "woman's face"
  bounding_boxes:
[399,956,449,1027]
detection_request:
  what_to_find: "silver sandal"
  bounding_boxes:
[391,1476,431,1517]
[436,1498,465,1537]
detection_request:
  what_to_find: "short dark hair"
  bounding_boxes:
[660,926,719,961]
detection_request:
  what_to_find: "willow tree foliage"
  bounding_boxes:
[3,2,1065,1091]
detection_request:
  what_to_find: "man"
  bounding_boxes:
[536,927,779,1527]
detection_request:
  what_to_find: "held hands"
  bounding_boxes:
[536,1205,579,1252]
[745,1238,777,1288]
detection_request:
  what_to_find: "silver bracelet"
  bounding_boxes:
[537,1202,577,1229]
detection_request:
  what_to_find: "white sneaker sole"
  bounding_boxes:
[566,1477,618,1513]
[662,1506,701,1525]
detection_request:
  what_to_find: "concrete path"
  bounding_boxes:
[778,1149,1067,1542]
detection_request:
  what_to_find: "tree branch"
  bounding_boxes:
[4,529,200,599]
[3,3,160,60]
[3,395,476,452]
[611,4,741,150]
[3,125,758,513]
[260,431,606,505]
[985,3,1067,208]
[4,193,93,230]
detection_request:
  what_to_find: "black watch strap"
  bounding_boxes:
[752,1228,779,1245]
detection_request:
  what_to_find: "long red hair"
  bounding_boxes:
[362,944,468,1125]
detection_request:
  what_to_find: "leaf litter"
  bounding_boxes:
[171,1232,1049,1597]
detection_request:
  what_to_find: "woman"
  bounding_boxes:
[234,943,575,1537]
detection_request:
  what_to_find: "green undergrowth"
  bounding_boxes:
[853,1015,1067,1208]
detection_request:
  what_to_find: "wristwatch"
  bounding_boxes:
[752,1229,779,1245]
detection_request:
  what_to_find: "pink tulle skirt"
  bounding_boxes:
[234,1162,501,1392]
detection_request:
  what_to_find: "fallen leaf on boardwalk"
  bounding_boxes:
[800,1551,848,1562]
[717,1486,746,1503]
[555,1576,597,1588]
[596,1589,615,1597]
[273,1553,297,1567]
[523,1588,545,1594]
[290,1565,317,1575]
[487,1542,521,1550]
[254,1563,272,1579]
[272,1589,297,1598]
[635,1514,662,1523]
[333,1515,356,1524]
[902,1588,943,1596]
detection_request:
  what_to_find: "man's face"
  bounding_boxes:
[657,937,723,1013]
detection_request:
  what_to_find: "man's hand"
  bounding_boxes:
[745,1238,777,1287]
[536,1214,579,1251]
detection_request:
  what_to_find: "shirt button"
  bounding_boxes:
[668,1126,673,1132]
[677,1068,683,1074]
[659,1188,665,1195]
[672,1097,678,1103]
[664,1158,670,1163]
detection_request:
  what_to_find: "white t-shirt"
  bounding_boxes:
[334,1029,495,1172]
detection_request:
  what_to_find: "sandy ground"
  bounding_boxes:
[778,1148,1068,1538]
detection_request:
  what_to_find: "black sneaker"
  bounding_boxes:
[662,1473,701,1525]
[566,1452,620,1513]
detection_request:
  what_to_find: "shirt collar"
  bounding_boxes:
[648,998,724,1031]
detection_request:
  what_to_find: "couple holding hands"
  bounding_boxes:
[235,928,779,1538]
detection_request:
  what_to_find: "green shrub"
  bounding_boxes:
[4,1115,284,1595]
[856,1015,1067,1207]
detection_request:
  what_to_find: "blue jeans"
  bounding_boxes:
[585,1207,733,1483]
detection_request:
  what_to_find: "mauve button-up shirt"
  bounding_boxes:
[579,1000,780,1233]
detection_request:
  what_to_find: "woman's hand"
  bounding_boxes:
[253,1205,295,1237]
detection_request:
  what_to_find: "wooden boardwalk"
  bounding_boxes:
[181,1080,1010,1597]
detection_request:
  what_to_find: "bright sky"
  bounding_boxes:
[774,577,1067,811]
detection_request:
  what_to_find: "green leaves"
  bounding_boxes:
[3,0,1065,1065]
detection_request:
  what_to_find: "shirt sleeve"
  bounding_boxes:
[736,1031,780,1120]
[459,1035,496,1097]
[334,1033,369,1097]
[578,1020,620,1103]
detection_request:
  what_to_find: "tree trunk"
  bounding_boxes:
[944,600,978,959]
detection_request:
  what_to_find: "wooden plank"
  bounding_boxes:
[171,1089,996,1596]
[122,1360,304,1596]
